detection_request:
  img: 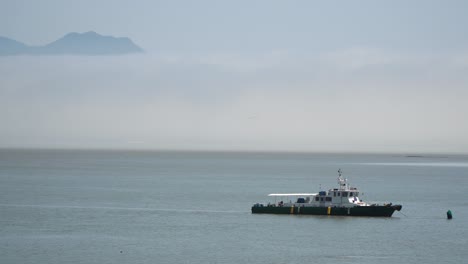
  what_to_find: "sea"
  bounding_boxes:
[1,149,467,264]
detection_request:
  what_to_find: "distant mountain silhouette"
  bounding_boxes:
[0,31,143,56]
[0,36,29,55]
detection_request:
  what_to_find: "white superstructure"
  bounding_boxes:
[266,169,370,208]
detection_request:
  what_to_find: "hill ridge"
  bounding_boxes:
[0,31,143,55]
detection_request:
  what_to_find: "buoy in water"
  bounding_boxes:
[447,210,453,219]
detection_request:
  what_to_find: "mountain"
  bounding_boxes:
[0,31,143,56]
[0,36,29,55]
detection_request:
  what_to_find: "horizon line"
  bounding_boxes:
[0,146,466,156]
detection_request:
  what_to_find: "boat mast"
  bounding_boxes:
[337,169,348,191]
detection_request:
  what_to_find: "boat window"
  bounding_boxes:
[326,197,332,202]
[349,192,353,197]
[342,192,348,197]
[320,197,324,202]
[333,192,336,197]
[315,197,319,201]
[337,192,340,196]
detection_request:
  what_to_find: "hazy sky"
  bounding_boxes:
[1,0,468,153]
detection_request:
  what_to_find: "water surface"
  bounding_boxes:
[1,150,467,264]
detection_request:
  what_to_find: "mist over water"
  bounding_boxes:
[1,150,467,264]
[1,53,467,153]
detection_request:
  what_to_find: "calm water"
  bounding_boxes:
[1,149,467,264]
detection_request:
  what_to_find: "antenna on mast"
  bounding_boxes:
[337,169,348,190]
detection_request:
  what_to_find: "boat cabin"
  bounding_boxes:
[263,171,368,208]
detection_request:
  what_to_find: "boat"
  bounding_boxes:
[251,169,402,217]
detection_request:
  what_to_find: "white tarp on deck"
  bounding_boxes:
[268,193,317,196]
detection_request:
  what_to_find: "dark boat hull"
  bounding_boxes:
[251,204,402,217]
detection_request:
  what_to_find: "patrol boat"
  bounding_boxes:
[251,169,402,217]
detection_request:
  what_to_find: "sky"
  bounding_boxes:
[1,0,468,153]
